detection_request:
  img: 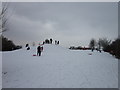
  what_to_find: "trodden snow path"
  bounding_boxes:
[2,44,118,88]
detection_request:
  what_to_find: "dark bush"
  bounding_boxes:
[109,39,120,59]
[103,38,120,59]
[1,35,22,51]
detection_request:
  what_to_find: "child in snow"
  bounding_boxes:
[27,47,30,50]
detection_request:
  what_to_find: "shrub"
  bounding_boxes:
[0,35,22,51]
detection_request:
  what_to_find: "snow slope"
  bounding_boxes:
[2,44,118,88]
[0,52,2,89]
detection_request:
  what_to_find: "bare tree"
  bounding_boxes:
[98,38,111,50]
[0,2,9,51]
[97,38,102,50]
[0,2,9,33]
[89,38,96,48]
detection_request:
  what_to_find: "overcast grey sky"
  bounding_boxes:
[3,2,118,47]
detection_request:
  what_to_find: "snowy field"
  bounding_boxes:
[2,44,118,88]
[0,52,2,89]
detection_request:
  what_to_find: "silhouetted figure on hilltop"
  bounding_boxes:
[57,41,59,45]
[50,38,53,44]
[55,40,60,45]
[55,40,57,45]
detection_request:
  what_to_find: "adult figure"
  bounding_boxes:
[37,45,42,56]
[55,40,57,45]
[50,38,53,44]
[91,47,94,52]
[57,41,59,45]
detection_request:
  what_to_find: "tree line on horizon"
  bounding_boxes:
[69,38,120,59]
[89,38,120,59]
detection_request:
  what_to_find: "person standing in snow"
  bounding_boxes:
[55,40,57,45]
[91,47,94,52]
[50,38,53,44]
[57,41,59,45]
[37,45,42,56]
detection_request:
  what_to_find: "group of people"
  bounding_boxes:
[43,38,53,44]
[55,40,59,45]
[25,43,43,56]
[91,47,101,53]
[43,38,60,45]
[37,39,60,56]
[26,38,60,56]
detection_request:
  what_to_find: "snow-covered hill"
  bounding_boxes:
[0,52,2,89]
[2,44,118,88]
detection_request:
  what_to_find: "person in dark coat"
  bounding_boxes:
[91,47,94,52]
[57,41,59,45]
[55,40,57,45]
[37,45,42,56]
[26,44,29,47]
[50,38,53,44]
[45,39,50,44]
[27,47,30,50]
[43,41,45,45]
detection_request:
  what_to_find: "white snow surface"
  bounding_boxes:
[0,52,2,89]
[2,44,118,88]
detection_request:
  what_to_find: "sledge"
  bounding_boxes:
[33,54,37,56]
